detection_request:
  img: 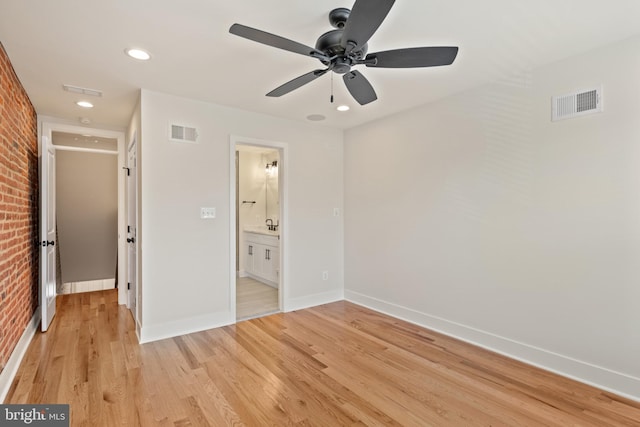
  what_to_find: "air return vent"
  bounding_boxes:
[552,86,602,121]
[63,84,102,97]
[170,124,198,143]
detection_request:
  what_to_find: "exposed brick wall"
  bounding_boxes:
[0,42,39,373]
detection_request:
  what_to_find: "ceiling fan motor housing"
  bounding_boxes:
[316,8,368,74]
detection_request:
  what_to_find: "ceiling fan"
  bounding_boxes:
[229,0,458,106]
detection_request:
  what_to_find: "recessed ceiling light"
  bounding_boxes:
[125,48,151,61]
[306,114,326,121]
[76,101,93,108]
[337,105,350,112]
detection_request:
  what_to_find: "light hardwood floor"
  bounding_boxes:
[236,276,279,320]
[5,290,640,426]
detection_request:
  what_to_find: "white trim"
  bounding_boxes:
[284,289,344,313]
[53,145,118,155]
[61,278,116,294]
[139,312,234,344]
[229,135,289,321]
[345,290,640,402]
[0,310,40,402]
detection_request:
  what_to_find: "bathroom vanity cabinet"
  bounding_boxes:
[243,231,279,288]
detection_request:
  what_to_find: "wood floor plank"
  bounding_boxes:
[4,290,640,426]
[236,276,279,320]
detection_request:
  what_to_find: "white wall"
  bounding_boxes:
[56,150,118,283]
[344,35,640,399]
[138,90,344,342]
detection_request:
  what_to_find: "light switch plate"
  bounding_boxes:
[200,207,216,219]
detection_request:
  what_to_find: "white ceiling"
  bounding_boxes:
[2,0,640,130]
[52,131,117,151]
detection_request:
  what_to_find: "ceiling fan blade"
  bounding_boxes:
[366,46,459,68]
[266,69,329,97]
[343,70,377,105]
[341,0,395,51]
[230,24,326,59]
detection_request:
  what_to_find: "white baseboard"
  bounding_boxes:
[0,310,40,402]
[345,290,640,402]
[139,311,235,344]
[139,288,343,343]
[284,289,344,312]
[245,273,278,289]
[61,278,116,294]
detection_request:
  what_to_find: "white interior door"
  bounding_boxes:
[126,139,137,321]
[40,133,56,331]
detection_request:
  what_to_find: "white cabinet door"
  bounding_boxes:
[243,232,279,286]
[244,241,256,275]
[262,245,279,283]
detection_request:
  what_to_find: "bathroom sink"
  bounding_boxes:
[244,225,279,236]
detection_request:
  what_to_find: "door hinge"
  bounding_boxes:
[127,282,131,290]
[127,225,131,233]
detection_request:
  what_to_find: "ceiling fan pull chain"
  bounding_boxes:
[330,72,334,103]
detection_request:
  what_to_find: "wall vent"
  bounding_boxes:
[552,86,602,121]
[170,124,198,143]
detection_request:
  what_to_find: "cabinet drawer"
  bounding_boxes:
[244,231,279,247]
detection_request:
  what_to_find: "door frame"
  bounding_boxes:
[229,135,289,319]
[126,133,138,325]
[39,117,127,306]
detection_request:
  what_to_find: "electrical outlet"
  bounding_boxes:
[322,271,329,281]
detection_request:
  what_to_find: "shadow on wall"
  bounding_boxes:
[28,150,39,307]
[55,150,118,287]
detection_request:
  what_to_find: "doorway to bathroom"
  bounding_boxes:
[234,142,283,320]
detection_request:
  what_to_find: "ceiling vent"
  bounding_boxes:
[552,86,602,121]
[62,84,102,97]
[170,124,198,143]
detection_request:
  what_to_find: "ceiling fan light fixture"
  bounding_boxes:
[125,48,151,61]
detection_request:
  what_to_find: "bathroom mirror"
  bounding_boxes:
[265,157,279,226]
